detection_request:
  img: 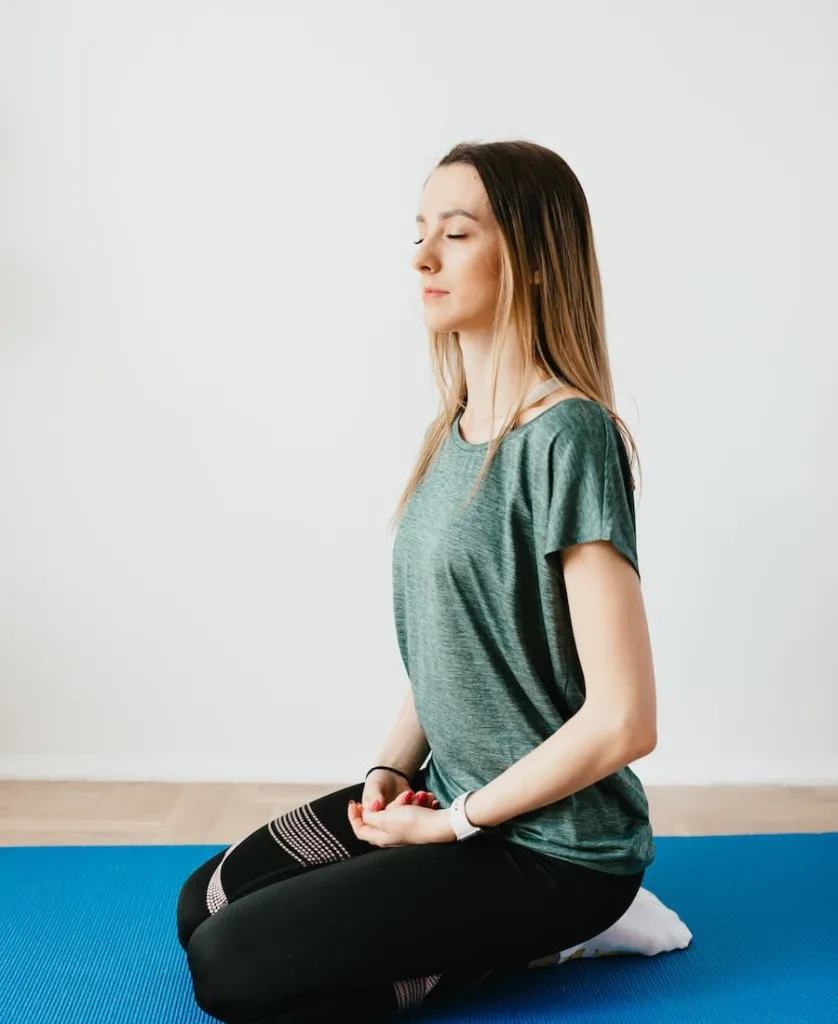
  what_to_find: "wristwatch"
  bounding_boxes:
[448,790,484,841]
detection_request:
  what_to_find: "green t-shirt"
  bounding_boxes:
[392,397,655,875]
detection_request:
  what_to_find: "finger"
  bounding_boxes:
[361,791,384,811]
[348,800,368,827]
[361,805,401,830]
[349,803,381,844]
[350,803,396,846]
[354,822,383,845]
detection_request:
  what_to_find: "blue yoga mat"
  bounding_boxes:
[1,832,836,1023]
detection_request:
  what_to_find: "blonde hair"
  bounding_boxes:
[388,140,642,534]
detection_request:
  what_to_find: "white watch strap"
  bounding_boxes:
[448,790,483,841]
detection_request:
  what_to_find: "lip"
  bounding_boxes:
[423,288,449,298]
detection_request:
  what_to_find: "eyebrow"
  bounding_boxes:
[415,208,480,225]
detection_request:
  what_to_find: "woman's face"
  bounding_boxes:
[412,163,501,334]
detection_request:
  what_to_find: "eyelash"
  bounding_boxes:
[413,234,467,245]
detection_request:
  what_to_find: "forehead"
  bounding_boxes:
[417,163,491,219]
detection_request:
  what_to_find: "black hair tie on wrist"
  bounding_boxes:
[365,765,413,785]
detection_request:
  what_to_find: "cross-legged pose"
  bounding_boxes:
[176,139,658,1024]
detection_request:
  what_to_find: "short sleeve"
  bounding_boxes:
[542,402,640,581]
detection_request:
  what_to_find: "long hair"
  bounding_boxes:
[388,140,642,534]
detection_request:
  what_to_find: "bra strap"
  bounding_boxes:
[521,377,565,411]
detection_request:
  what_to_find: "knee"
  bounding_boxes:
[176,849,226,951]
[186,918,260,1023]
[176,876,205,951]
[186,923,233,1020]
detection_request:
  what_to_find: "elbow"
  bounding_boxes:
[582,702,657,759]
[608,714,657,760]
[617,705,657,759]
[626,723,657,759]
[633,731,657,758]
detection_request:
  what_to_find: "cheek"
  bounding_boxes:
[459,247,499,296]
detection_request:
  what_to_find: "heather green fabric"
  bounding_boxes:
[391,397,654,875]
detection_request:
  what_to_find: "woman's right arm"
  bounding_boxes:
[373,686,430,777]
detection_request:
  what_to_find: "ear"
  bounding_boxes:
[531,269,541,285]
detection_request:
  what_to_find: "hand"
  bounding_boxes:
[348,794,457,848]
[361,768,441,813]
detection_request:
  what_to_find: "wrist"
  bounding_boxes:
[460,788,499,829]
[366,765,413,785]
[446,790,487,841]
[434,808,458,844]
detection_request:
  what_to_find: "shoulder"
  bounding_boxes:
[527,385,612,422]
[526,390,615,442]
[531,393,630,486]
[518,385,590,424]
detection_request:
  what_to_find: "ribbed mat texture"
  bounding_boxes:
[1,832,836,1022]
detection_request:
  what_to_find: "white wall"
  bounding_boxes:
[1,1,836,787]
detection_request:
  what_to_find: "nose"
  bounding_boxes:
[411,240,438,275]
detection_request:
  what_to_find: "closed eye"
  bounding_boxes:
[413,235,467,245]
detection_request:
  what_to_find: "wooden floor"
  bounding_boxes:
[0,782,836,846]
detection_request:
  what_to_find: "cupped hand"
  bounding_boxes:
[360,769,441,813]
[347,790,455,848]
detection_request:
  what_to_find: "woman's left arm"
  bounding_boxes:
[465,539,657,830]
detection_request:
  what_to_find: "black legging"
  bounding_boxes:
[176,766,645,1023]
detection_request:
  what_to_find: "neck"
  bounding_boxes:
[458,330,549,426]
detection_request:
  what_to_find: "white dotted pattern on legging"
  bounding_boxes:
[267,803,351,866]
[392,974,442,1013]
[205,837,246,915]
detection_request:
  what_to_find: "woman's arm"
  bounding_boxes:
[373,686,430,777]
[464,701,653,829]
[465,539,657,829]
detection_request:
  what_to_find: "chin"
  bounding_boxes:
[423,312,463,332]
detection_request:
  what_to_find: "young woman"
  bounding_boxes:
[176,140,658,1024]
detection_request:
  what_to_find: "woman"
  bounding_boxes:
[176,140,658,1023]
